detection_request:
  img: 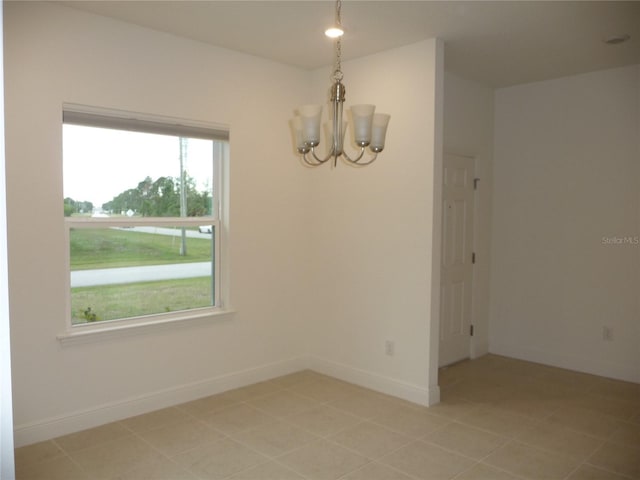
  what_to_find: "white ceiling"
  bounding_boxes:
[61,1,640,87]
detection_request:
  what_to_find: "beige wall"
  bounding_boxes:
[5,2,312,446]
[305,39,444,405]
[5,2,444,445]
[491,65,640,382]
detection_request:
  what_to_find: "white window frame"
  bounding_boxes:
[58,105,232,344]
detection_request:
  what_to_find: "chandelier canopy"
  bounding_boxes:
[291,0,390,167]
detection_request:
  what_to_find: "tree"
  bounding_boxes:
[102,174,209,217]
[64,197,94,216]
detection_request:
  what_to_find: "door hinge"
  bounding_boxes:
[470,325,474,336]
[473,178,480,190]
[472,252,476,264]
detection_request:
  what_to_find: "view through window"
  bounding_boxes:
[63,110,227,325]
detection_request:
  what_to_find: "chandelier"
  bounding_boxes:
[291,0,390,167]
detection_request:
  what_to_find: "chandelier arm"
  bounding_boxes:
[340,147,366,164]
[340,148,379,166]
[301,154,321,166]
[351,152,379,166]
[303,145,334,166]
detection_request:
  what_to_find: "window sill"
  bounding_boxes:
[57,307,235,346]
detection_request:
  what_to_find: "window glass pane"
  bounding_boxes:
[63,125,214,218]
[69,225,215,324]
[63,116,224,326]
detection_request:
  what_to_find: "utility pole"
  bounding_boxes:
[179,137,187,256]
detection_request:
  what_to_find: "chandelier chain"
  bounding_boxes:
[333,39,343,82]
[331,0,344,82]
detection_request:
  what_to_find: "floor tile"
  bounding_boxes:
[341,461,414,480]
[456,406,536,438]
[379,440,475,480]
[516,421,604,460]
[14,440,65,466]
[328,420,412,459]
[372,405,450,438]
[69,434,165,478]
[204,403,277,435]
[121,406,191,433]
[588,377,640,405]
[272,370,328,388]
[437,366,462,389]
[177,392,239,418]
[588,441,640,479]
[287,377,364,403]
[483,440,581,480]
[246,390,321,417]
[172,437,268,480]
[609,421,640,449]
[277,439,369,480]
[285,404,362,437]
[488,387,563,420]
[15,455,88,480]
[328,391,406,419]
[454,462,520,480]
[115,456,198,479]
[231,420,319,457]
[138,419,224,456]
[443,381,515,404]
[423,421,507,459]
[426,395,482,420]
[225,380,285,401]
[546,406,624,439]
[227,460,306,479]
[55,421,131,453]
[567,393,640,421]
[567,464,634,480]
[537,368,599,394]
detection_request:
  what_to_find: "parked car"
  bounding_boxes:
[198,225,213,233]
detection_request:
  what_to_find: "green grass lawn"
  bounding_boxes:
[72,277,213,324]
[69,228,214,324]
[70,228,212,270]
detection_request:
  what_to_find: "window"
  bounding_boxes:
[63,106,228,328]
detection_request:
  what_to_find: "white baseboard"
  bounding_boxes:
[489,342,640,384]
[14,354,443,447]
[307,356,439,407]
[14,356,307,448]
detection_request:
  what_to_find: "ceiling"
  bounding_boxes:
[60,1,640,88]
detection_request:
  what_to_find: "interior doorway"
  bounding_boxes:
[439,153,476,367]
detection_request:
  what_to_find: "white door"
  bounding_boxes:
[439,154,475,367]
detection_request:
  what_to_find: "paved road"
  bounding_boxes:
[113,226,212,239]
[71,262,211,287]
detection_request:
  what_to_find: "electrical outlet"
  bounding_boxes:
[385,340,395,356]
[602,326,614,341]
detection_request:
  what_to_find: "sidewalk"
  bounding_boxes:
[70,262,212,287]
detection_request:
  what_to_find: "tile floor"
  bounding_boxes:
[14,354,640,479]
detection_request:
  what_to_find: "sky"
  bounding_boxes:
[63,125,214,210]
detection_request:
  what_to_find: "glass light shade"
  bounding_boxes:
[370,113,390,152]
[298,104,323,145]
[350,104,375,146]
[291,117,306,150]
